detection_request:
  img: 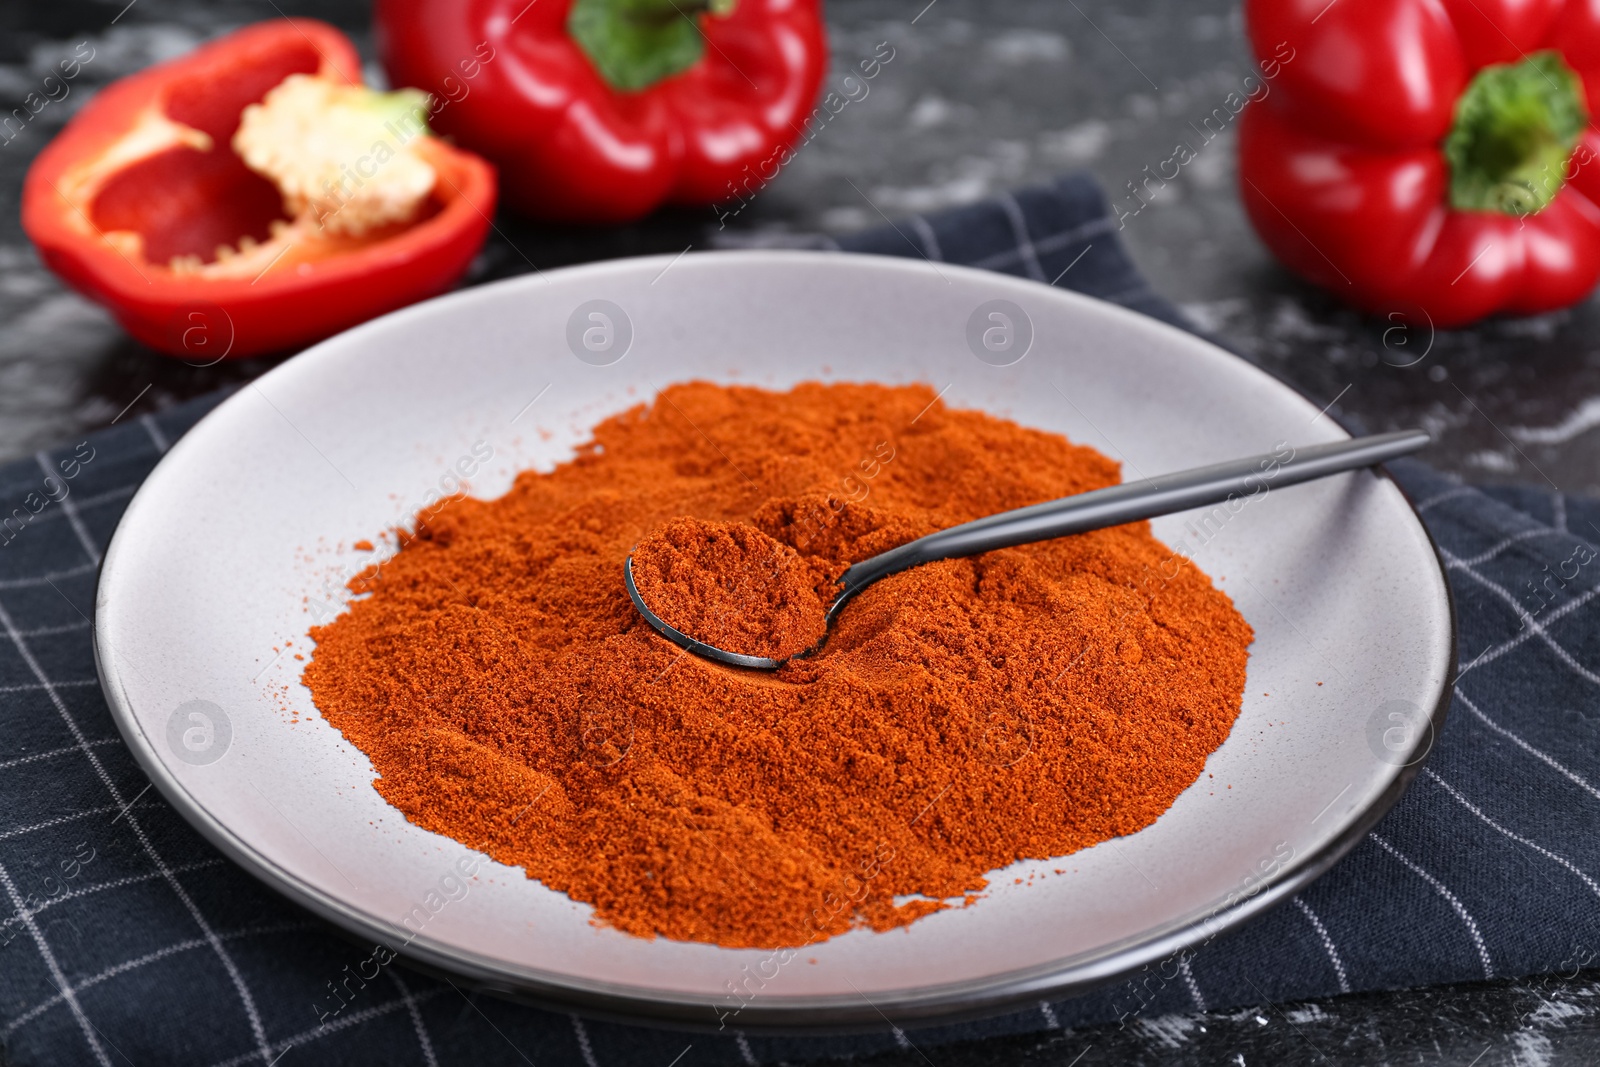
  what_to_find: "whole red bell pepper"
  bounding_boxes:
[23,20,497,359]
[1240,0,1600,326]
[375,0,827,223]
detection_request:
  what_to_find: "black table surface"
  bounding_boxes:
[1,1,1597,1064]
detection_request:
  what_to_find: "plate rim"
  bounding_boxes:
[94,248,1457,1030]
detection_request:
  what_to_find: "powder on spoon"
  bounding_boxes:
[628,517,836,660]
[303,381,1254,949]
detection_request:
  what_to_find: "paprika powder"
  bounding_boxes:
[304,381,1254,949]
[629,517,838,661]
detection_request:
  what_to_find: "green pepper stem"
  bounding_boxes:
[569,0,738,93]
[1443,51,1589,216]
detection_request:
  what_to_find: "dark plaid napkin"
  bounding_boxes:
[2,174,1597,1066]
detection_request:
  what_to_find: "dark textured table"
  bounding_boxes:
[1,1,1597,1064]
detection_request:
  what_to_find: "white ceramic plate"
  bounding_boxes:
[96,251,1453,1029]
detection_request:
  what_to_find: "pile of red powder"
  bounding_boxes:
[303,381,1253,949]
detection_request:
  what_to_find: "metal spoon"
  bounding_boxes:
[626,428,1431,670]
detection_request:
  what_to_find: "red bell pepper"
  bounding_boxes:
[23,19,497,359]
[375,0,827,223]
[1240,0,1600,326]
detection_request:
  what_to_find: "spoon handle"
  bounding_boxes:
[832,428,1431,608]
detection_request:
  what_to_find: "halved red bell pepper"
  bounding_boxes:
[1240,0,1600,326]
[376,0,827,223]
[22,19,497,359]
